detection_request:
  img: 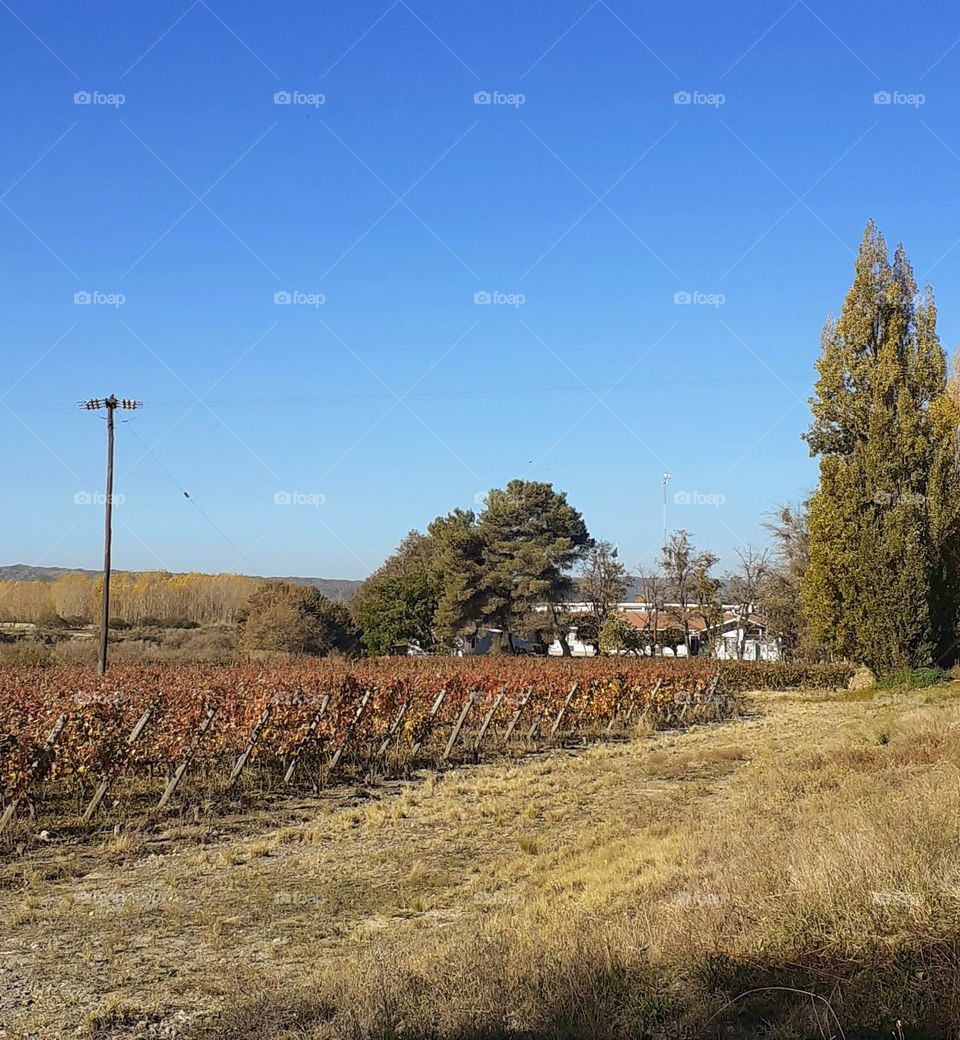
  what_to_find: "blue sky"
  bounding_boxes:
[3,0,960,580]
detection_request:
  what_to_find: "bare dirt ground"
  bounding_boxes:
[0,688,947,1039]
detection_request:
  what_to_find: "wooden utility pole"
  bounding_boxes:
[82,395,141,675]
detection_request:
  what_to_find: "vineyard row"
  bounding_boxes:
[0,660,742,832]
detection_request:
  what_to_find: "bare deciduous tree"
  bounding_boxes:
[728,546,770,660]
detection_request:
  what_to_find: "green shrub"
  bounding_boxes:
[877,667,947,690]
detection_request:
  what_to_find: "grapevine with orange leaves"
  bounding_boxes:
[0,658,745,812]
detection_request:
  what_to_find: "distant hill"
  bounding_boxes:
[267,575,363,602]
[0,565,363,603]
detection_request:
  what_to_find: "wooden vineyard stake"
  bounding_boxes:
[548,683,579,738]
[442,691,477,761]
[0,713,68,835]
[328,689,372,773]
[81,706,152,823]
[525,697,547,742]
[474,691,504,752]
[569,685,591,736]
[605,694,622,733]
[283,695,330,784]
[157,704,217,810]
[626,677,661,725]
[411,690,447,757]
[680,672,720,723]
[377,702,409,757]
[502,686,532,744]
[226,704,272,790]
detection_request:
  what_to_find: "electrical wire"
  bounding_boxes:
[121,420,251,566]
[30,371,812,411]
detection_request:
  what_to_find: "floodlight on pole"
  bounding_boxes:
[661,472,671,549]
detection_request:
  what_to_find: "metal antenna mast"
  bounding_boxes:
[82,396,142,674]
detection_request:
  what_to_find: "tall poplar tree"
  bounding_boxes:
[802,221,960,672]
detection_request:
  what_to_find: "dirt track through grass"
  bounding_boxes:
[3,686,959,1039]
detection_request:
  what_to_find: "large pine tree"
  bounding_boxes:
[803,221,960,672]
[429,482,591,653]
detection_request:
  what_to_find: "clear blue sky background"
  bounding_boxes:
[3,0,960,580]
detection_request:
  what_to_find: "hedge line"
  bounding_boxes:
[717,660,856,691]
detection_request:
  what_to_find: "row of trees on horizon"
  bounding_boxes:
[0,506,798,662]
[2,222,958,675]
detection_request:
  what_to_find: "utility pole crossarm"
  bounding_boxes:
[81,395,142,675]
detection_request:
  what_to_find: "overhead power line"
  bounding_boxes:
[122,421,251,566]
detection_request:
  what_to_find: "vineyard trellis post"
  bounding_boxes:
[411,690,446,756]
[226,704,272,790]
[378,701,409,757]
[0,712,68,834]
[81,705,152,822]
[605,689,622,733]
[474,691,504,752]
[283,694,330,784]
[443,690,477,760]
[328,689,372,773]
[157,704,217,809]
[525,700,545,742]
[549,683,579,738]
[626,677,661,726]
[502,686,532,744]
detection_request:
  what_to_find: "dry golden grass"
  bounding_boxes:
[4,686,960,1038]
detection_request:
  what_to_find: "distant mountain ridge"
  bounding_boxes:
[0,564,362,603]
